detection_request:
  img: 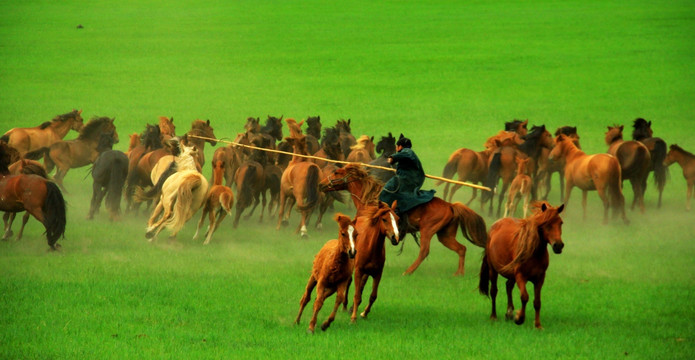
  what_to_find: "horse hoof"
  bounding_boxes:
[145,231,155,239]
[514,313,525,325]
[306,328,314,334]
[301,233,309,239]
[320,323,330,331]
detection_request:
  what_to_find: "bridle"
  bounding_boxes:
[323,171,366,205]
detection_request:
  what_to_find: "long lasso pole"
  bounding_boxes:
[187,134,491,191]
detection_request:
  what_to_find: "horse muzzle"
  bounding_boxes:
[389,234,400,246]
[551,242,564,254]
[348,248,356,259]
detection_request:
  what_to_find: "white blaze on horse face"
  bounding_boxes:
[347,225,356,252]
[389,212,399,239]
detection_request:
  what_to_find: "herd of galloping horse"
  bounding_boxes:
[1,110,694,330]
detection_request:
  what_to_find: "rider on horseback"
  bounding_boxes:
[378,134,435,237]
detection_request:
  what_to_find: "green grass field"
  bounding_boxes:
[1,0,694,358]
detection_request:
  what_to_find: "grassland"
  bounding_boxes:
[1,0,694,359]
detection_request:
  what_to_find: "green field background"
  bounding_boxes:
[1,1,694,359]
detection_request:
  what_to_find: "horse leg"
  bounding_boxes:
[309,284,333,334]
[205,210,227,245]
[522,191,531,218]
[505,277,516,320]
[466,188,477,207]
[449,184,463,203]
[496,182,510,218]
[351,270,368,322]
[14,212,30,241]
[322,282,348,331]
[192,205,209,241]
[532,276,546,329]
[583,190,594,222]
[276,192,288,230]
[489,270,499,320]
[2,212,14,240]
[145,201,170,240]
[88,183,106,220]
[295,276,317,325]
[437,225,467,276]
[687,181,694,211]
[514,274,529,325]
[360,271,383,319]
[403,225,438,275]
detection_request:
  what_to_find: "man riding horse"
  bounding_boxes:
[378,134,435,237]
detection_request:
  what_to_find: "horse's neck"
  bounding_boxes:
[563,143,585,162]
[176,153,198,171]
[51,119,74,138]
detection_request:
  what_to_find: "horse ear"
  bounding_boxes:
[399,133,404,140]
[557,204,565,214]
[648,121,652,126]
[541,203,548,212]
[206,119,210,126]
[391,200,397,210]
[370,136,374,142]
[619,125,624,131]
[78,109,83,114]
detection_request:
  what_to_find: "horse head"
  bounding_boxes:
[192,119,217,146]
[376,132,396,156]
[537,202,564,254]
[263,115,284,141]
[335,213,357,259]
[69,109,85,131]
[632,118,653,140]
[306,116,321,138]
[319,166,351,192]
[555,126,580,149]
[548,134,573,161]
[605,125,624,145]
[374,201,399,246]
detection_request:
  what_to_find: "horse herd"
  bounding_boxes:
[1,111,694,332]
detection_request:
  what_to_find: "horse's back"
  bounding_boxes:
[616,141,651,178]
[486,217,520,275]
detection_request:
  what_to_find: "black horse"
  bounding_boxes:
[368,132,397,183]
[632,118,668,207]
[89,132,129,221]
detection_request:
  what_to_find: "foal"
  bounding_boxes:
[504,157,532,218]
[193,184,234,245]
[295,213,357,333]
[664,144,695,211]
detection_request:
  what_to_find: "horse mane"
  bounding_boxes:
[285,118,304,138]
[376,132,396,157]
[344,164,384,204]
[505,119,527,132]
[350,135,371,150]
[54,109,80,122]
[605,125,624,145]
[501,201,562,273]
[78,117,113,140]
[555,126,577,136]
[38,121,52,129]
[670,144,695,159]
[335,119,351,134]
[0,142,12,174]
[632,118,652,141]
[262,116,283,141]
[519,125,546,154]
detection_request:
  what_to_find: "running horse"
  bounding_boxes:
[479,202,565,329]
[604,125,651,212]
[2,109,84,157]
[88,133,129,221]
[632,118,668,208]
[319,164,488,276]
[0,142,66,250]
[663,144,695,211]
[549,134,628,224]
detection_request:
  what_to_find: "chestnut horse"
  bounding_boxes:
[605,125,651,212]
[664,144,695,211]
[277,135,321,238]
[0,142,66,250]
[632,118,668,207]
[350,200,399,322]
[3,158,49,242]
[181,119,217,169]
[193,184,234,245]
[2,109,84,157]
[504,157,532,218]
[319,164,488,276]
[549,134,628,224]
[538,126,581,201]
[295,213,357,333]
[437,147,493,206]
[158,116,176,141]
[479,202,565,329]
[28,116,119,190]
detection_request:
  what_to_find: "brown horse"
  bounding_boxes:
[346,135,375,164]
[181,119,217,169]
[125,133,140,157]
[336,119,357,158]
[437,147,493,206]
[632,118,668,207]
[350,200,399,322]
[549,134,628,224]
[305,115,322,156]
[664,144,695,211]
[193,184,234,245]
[28,116,118,190]
[277,136,321,238]
[158,116,176,141]
[605,125,651,212]
[504,157,532,218]
[538,126,581,201]
[479,202,565,329]
[3,159,49,241]
[2,109,84,157]
[0,142,66,250]
[319,164,488,276]
[295,213,357,333]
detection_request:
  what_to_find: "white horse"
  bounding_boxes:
[145,140,209,240]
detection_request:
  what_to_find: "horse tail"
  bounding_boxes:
[437,151,461,186]
[651,138,667,191]
[237,165,257,209]
[482,152,501,202]
[166,174,205,232]
[479,252,490,297]
[451,202,487,247]
[298,165,320,211]
[219,190,234,215]
[42,181,67,248]
[137,161,177,201]
[105,155,129,214]
[608,161,625,212]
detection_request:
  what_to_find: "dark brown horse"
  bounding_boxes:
[479,202,565,329]
[305,115,322,156]
[664,144,695,211]
[350,200,399,322]
[335,119,357,159]
[181,119,217,169]
[3,158,49,242]
[88,133,128,221]
[605,125,651,212]
[28,116,118,190]
[0,142,66,250]
[125,124,164,213]
[319,164,488,275]
[2,109,84,157]
[549,134,628,224]
[295,213,357,333]
[632,118,668,207]
[368,132,397,183]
